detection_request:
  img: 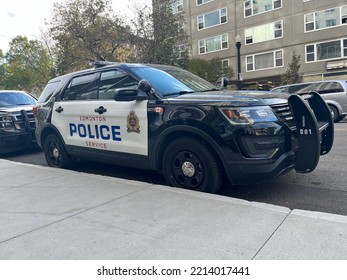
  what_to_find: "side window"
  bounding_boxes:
[98,69,138,100]
[38,80,61,102]
[272,87,287,93]
[315,82,344,94]
[288,84,313,94]
[62,73,98,101]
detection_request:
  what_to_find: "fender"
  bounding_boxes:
[39,123,67,148]
[149,124,226,171]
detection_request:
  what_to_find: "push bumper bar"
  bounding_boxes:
[288,91,334,173]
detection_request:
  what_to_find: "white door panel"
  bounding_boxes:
[52,100,148,156]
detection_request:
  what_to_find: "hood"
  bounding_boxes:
[171,90,289,107]
[0,104,35,114]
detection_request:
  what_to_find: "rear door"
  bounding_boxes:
[51,68,148,156]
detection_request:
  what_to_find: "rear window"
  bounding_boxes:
[315,82,344,94]
[38,80,61,102]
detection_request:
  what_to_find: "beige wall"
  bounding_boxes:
[183,0,347,86]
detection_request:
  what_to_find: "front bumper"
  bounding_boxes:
[223,91,334,185]
[0,131,36,153]
[0,109,36,154]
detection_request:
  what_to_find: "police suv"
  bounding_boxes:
[34,62,334,193]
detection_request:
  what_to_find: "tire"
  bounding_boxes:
[329,105,340,123]
[43,134,72,168]
[162,137,223,193]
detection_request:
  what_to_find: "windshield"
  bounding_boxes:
[131,66,218,96]
[0,91,36,107]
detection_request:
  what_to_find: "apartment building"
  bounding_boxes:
[178,0,347,88]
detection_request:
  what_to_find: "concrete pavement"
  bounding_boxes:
[0,158,346,260]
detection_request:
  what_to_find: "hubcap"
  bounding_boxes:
[181,161,195,177]
[53,147,60,159]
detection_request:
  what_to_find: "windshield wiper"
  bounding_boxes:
[198,88,220,92]
[165,90,194,96]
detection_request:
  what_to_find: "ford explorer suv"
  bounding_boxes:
[34,62,334,193]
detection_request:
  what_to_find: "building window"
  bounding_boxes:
[197,8,227,30]
[305,5,347,32]
[222,59,229,68]
[172,0,183,14]
[306,38,347,62]
[244,0,282,17]
[197,0,213,5]
[174,44,186,58]
[199,34,228,54]
[246,50,283,71]
[245,20,283,45]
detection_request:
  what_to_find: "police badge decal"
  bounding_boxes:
[127,110,140,133]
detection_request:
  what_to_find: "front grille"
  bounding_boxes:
[12,110,36,130]
[270,103,296,130]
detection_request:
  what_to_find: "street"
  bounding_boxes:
[2,119,347,216]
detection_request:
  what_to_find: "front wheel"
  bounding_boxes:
[43,134,72,168]
[162,137,223,193]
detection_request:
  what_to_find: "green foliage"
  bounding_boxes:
[188,58,234,84]
[130,0,190,67]
[49,0,131,74]
[0,36,53,95]
[0,0,191,91]
[281,51,303,85]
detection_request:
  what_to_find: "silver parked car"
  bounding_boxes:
[271,80,347,122]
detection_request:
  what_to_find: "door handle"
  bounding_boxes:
[55,106,64,113]
[94,106,107,114]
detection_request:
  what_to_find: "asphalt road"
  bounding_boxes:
[2,119,347,216]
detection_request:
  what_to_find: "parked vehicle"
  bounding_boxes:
[34,62,333,193]
[271,80,347,122]
[0,90,37,153]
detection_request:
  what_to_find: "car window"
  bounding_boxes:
[98,69,138,100]
[39,80,61,102]
[288,84,313,94]
[131,67,195,96]
[271,87,287,93]
[315,82,344,94]
[61,73,98,101]
[0,91,36,106]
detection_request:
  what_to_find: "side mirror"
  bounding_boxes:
[114,88,148,101]
[221,77,229,88]
[138,79,152,93]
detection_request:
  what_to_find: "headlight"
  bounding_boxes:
[220,106,278,125]
[0,114,15,129]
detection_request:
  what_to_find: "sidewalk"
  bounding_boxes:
[0,158,346,260]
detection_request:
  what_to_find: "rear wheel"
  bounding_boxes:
[329,105,342,123]
[162,137,223,193]
[43,134,72,168]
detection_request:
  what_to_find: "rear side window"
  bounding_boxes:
[62,73,98,101]
[288,84,313,94]
[39,80,61,102]
[315,82,344,94]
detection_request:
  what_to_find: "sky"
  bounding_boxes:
[0,0,148,52]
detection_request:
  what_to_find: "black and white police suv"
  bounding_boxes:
[34,62,334,193]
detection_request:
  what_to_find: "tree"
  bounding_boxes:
[0,49,5,89]
[48,0,131,74]
[129,0,190,68]
[1,36,53,95]
[188,58,234,84]
[281,51,303,85]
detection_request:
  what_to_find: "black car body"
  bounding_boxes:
[0,90,37,154]
[34,62,334,193]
